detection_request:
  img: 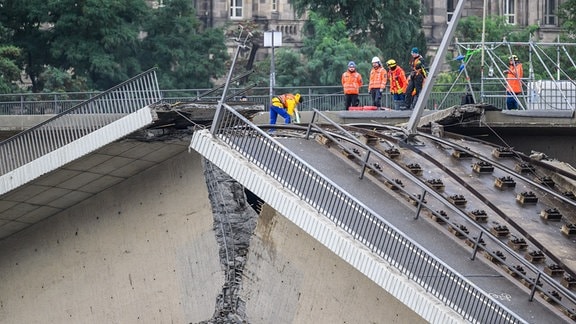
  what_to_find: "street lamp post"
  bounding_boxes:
[264,31,282,103]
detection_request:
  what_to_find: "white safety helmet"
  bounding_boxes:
[371,56,381,64]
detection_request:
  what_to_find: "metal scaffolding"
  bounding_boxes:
[453,39,576,111]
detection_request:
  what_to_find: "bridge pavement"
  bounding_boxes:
[275,136,566,323]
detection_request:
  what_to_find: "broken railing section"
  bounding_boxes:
[0,68,160,175]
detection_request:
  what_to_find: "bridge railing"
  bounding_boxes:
[6,81,575,115]
[0,68,160,175]
[209,103,525,324]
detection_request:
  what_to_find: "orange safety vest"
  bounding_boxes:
[388,67,407,94]
[506,63,523,93]
[341,70,363,95]
[275,93,295,106]
[369,66,387,90]
[410,55,427,78]
[272,93,299,116]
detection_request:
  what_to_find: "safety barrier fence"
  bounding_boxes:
[209,103,525,324]
[3,81,574,115]
[0,68,160,175]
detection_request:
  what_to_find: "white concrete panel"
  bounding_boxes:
[108,159,156,178]
[63,153,115,171]
[0,200,17,213]
[15,205,61,223]
[48,190,93,209]
[27,187,72,205]
[76,174,125,194]
[3,184,48,202]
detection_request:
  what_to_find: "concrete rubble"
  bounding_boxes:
[198,160,258,324]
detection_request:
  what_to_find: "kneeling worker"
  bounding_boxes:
[270,93,302,125]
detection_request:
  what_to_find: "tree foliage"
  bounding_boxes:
[290,0,426,67]
[0,0,228,92]
[560,0,576,38]
[455,16,515,43]
[46,0,149,90]
[252,12,382,92]
[139,0,228,89]
[0,0,51,92]
[38,66,88,93]
[0,44,22,93]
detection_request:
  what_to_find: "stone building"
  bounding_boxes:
[175,0,567,55]
[424,0,566,47]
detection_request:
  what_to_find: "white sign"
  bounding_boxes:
[264,31,282,47]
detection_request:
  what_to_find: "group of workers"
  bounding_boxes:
[268,47,524,125]
[342,47,427,111]
[269,47,427,125]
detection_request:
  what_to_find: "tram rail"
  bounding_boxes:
[261,113,576,321]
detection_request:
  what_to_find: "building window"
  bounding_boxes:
[272,0,277,12]
[544,0,557,26]
[447,0,455,22]
[503,0,515,25]
[230,0,242,18]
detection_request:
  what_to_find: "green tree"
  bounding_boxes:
[271,50,309,87]
[254,13,382,91]
[47,0,148,90]
[560,0,576,37]
[38,66,88,93]
[0,0,51,92]
[290,0,426,67]
[455,15,514,43]
[138,0,228,89]
[0,23,22,92]
[558,0,576,80]
[0,45,22,93]
[299,13,374,87]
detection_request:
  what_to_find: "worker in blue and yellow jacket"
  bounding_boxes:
[270,93,302,125]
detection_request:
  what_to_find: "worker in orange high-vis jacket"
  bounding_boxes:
[386,59,408,110]
[368,56,387,108]
[506,55,524,110]
[341,61,363,110]
[270,93,302,125]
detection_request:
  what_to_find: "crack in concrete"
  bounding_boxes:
[197,160,258,324]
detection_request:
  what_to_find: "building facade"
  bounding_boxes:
[181,0,567,53]
[423,0,566,45]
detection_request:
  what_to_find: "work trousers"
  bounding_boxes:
[506,91,521,110]
[344,94,359,110]
[270,105,291,125]
[370,89,382,107]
